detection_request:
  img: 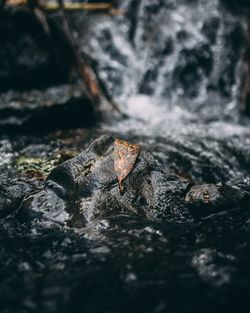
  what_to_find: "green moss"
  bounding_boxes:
[15,150,78,180]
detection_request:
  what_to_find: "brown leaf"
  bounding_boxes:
[113,138,140,193]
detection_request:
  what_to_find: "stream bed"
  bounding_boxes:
[1,1,250,312]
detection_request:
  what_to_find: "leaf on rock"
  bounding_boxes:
[113,138,140,193]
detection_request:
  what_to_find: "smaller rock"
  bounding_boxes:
[0,84,96,132]
[185,183,250,217]
[0,175,39,218]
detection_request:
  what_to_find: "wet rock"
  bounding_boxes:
[0,175,39,218]
[144,131,250,184]
[0,6,73,91]
[191,248,234,287]
[185,183,250,217]
[18,135,192,226]
[0,132,95,220]
[0,84,96,132]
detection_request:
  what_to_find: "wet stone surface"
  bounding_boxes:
[0,84,97,132]
[16,135,192,226]
[1,131,250,313]
[185,183,250,217]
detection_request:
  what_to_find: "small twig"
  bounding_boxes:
[240,52,249,112]
[240,22,250,113]
[28,0,51,35]
[109,0,127,16]
[46,1,112,11]
[25,0,66,80]
[57,0,101,102]
[6,0,112,11]
[90,60,127,116]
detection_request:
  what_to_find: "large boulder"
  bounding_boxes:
[18,135,192,226]
[2,134,250,224]
[14,135,250,225]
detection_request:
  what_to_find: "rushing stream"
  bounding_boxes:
[0,1,250,312]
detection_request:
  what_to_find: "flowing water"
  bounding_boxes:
[78,0,250,183]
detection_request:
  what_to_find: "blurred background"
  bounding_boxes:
[1,0,250,128]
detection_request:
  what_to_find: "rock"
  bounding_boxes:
[18,135,192,226]
[15,135,250,224]
[0,175,39,218]
[0,6,73,91]
[185,183,250,217]
[0,84,96,132]
[221,0,250,15]
[144,132,250,185]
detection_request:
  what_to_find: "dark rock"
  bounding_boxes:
[145,132,250,184]
[221,0,250,15]
[18,135,192,226]
[0,84,96,132]
[0,6,73,91]
[14,133,250,225]
[185,183,250,217]
[0,175,39,218]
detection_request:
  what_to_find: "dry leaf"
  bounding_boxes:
[113,138,140,192]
